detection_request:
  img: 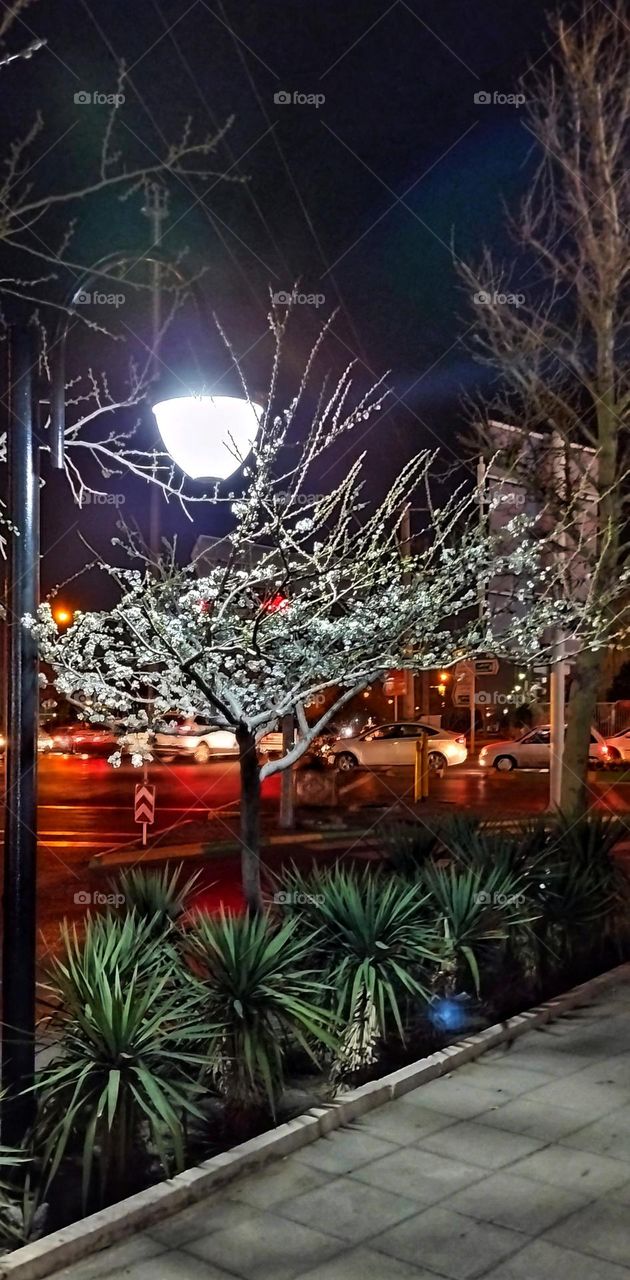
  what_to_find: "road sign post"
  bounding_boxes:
[134,782,156,846]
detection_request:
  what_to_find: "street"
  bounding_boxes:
[4,752,630,960]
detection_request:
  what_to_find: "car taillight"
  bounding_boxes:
[456,735,466,745]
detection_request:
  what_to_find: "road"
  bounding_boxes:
[2,752,630,958]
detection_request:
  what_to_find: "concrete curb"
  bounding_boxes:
[2,961,629,1280]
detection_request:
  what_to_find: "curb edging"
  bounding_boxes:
[3,961,629,1280]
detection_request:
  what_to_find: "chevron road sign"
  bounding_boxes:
[134,783,156,846]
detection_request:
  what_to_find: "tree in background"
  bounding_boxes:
[461,2,630,815]
[32,316,617,912]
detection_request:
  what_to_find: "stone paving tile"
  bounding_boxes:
[106,1254,233,1280]
[509,1142,630,1193]
[442,1169,591,1234]
[474,1095,587,1141]
[485,1042,593,1076]
[483,1238,630,1280]
[558,1103,630,1156]
[371,1205,527,1280]
[454,1061,555,1097]
[183,1209,341,1280]
[226,1158,330,1210]
[276,1173,420,1243]
[54,1236,165,1280]
[292,1128,397,1174]
[358,1099,457,1145]
[517,1074,630,1118]
[295,1244,442,1279]
[351,1144,487,1204]
[545,1199,630,1267]
[415,1119,544,1170]
[400,1077,511,1119]
[572,1053,630,1086]
[147,1196,252,1247]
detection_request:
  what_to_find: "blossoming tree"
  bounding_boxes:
[31,313,619,911]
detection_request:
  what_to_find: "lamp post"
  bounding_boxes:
[1,251,261,1137]
[2,327,40,1143]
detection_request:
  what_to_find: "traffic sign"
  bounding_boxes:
[383,670,406,697]
[134,783,156,846]
[473,657,499,677]
[452,689,472,707]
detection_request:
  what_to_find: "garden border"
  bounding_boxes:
[3,961,629,1280]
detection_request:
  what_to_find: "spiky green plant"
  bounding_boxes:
[47,912,181,1014]
[278,864,439,1069]
[36,963,212,1210]
[533,812,630,976]
[421,861,539,994]
[115,864,203,934]
[187,911,337,1122]
[379,819,442,876]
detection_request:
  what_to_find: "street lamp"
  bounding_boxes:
[152,394,261,481]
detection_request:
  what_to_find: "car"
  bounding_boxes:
[604,728,630,764]
[325,721,468,772]
[0,729,53,755]
[153,717,286,763]
[478,724,615,772]
[48,723,119,755]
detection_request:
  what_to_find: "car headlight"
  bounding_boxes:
[479,747,488,759]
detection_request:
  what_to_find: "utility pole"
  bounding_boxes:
[399,505,415,720]
[1,328,39,1142]
[142,184,169,559]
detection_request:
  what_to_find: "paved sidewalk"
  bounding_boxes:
[55,978,630,1280]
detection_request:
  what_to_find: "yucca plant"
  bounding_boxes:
[0,1112,44,1253]
[187,910,337,1125]
[115,864,203,934]
[47,912,181,1014]
[36,964,212,1210]
[421,861,539,995]
[379,819,442,877]
[278,864,439,1070]
[533,812,630,978]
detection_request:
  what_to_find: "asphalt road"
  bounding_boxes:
[2,752,630,960]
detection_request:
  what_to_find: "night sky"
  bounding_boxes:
[1,0,580,606]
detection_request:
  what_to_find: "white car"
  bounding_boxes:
[326,721,468,772]
[153,717,285,763]
[479,724,612,772]
[604,728,630,763]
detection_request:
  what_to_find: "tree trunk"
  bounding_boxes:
[560,645,601,817]
[237,725,262,913]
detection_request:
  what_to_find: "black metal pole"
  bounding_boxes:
[1,327,39,1143]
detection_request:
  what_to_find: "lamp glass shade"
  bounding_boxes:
[152,394,262,480]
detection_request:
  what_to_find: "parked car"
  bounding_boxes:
[478,724,616,772]
[604,727,630,764]
[49,723,119,755]
[325,721,468,772]
[152,717,286,763]
[0,729,53,755]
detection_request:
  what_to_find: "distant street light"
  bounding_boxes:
[152,395,261,481]
[52,606,73,627]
